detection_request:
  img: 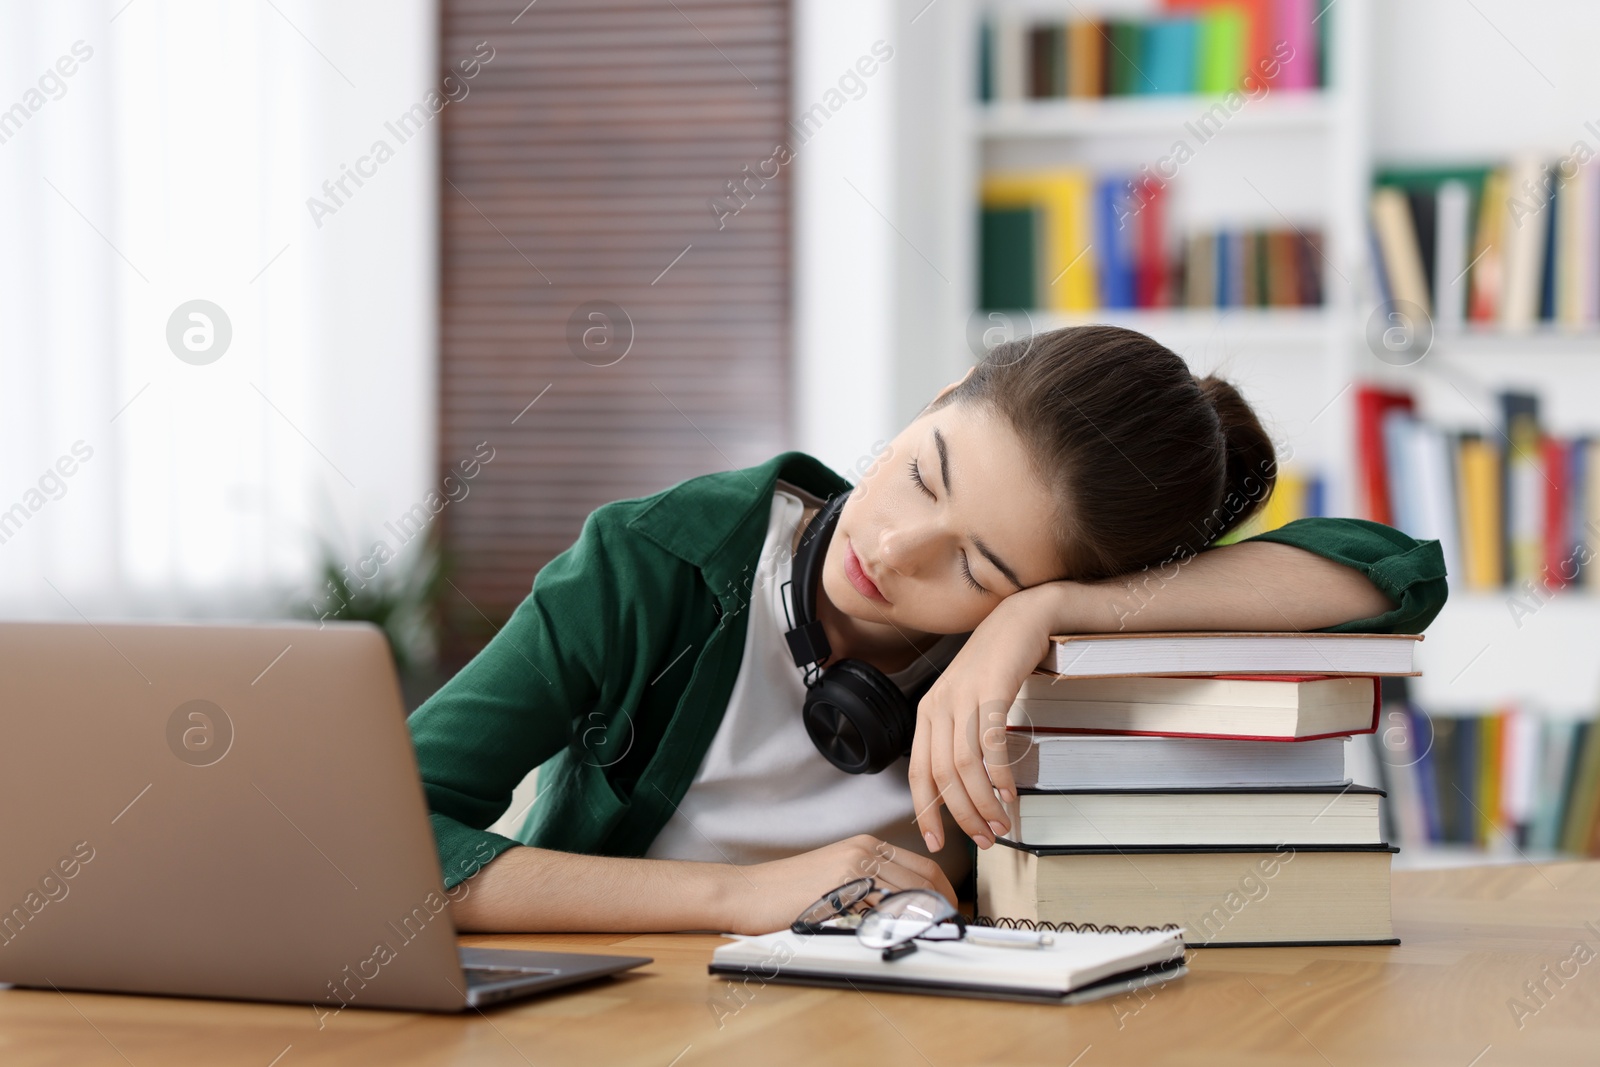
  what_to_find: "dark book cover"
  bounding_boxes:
[977,17,993,102]
[1499,391,1542,586]
[1560,720,1592,847]
[1408,704,1440,843]
[980,206,1037,310]
[1107,20,1143,95]
[1430,714,1459,843]
[1296,229,1325,306]
[1456,716,1479,847]
[1569,437,1589,584]
[1028,25,1058,98]
[1404,187,1437,311]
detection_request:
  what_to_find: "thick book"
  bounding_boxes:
[1038,631,1422,678]
[1005,733,1349,790]
[1006,784,1385,847]
[709,924,1186,1006]
[979,205,1037,310]
[1009,673,1378,741]
[977,842,1399,947]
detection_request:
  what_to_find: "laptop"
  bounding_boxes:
[0,619,651,1012]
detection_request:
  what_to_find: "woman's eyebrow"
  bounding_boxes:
[933,426,1024,591]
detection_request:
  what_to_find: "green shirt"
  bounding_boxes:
[408,450,1449,889]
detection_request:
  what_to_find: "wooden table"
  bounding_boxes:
[4,860,1599,1066]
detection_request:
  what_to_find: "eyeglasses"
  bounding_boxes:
[792,878,1054,961]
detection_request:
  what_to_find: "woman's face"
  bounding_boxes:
[825,394,1066,636]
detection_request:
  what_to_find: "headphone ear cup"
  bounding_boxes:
[801,658,917,775]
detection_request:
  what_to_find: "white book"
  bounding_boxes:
[1412,422,1463,587]
[1501,157,1550,329]
[994,12,1027,103]
[1039,632,1422,678]
[710,924,1185,1004]
[1434,179,1471,331]
[1007,733,1350,790]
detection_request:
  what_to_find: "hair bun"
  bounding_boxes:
[1195,374,1277,540]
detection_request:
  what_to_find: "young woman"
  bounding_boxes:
[408,325,1447,936]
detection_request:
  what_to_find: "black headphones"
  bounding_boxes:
[782,487,940,775]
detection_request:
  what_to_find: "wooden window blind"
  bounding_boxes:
[438,0,792,659]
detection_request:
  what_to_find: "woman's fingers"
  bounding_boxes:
[907,709,944,851]
[929,705,999,847]
[865,842,958,903]
[954,702,1011,837]
[978,699,1019,808]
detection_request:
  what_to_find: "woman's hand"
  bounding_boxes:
[907,585,1061,853]
[724,834,958,936]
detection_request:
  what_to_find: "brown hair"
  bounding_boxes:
[925,325,1278,582]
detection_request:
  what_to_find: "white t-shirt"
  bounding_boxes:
[644,481,973,891]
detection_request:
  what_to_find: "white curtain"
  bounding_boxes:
[0,0,437,618]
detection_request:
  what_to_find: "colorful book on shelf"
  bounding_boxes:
[1502,158,1550,329]
[981,170,1096,311]
[1141,17,1198,95]
[979,205,1037,310]
[1066,20,1105,98]
[978,843,1398,947]
[1456,433,1504,589]
[1107,20,1145,95]
[1563,719,1600,854]
[1544,437,1572,590]
[1370,185,1431,314]
[1354,385,1414,526]
[1273,0,1319,91]
[1008,673,1379,741]
[1500,391,1543,585]
[1095,176,1138,308]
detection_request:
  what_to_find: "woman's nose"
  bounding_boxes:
[879,525,935,574]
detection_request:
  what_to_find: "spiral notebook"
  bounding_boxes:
[709,920,1187,1006]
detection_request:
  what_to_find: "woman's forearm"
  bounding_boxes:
[1050,540,1397,634]
[447,846,732,933]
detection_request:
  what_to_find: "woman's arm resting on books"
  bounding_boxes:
[447,834,958,936]
[908,538,1412,853]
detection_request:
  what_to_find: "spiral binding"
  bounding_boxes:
[971,914,1185,935]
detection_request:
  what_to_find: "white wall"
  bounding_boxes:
[0,0,437,618]
[1372,0,1600,163]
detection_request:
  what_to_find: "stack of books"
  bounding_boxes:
[976,630,1423,947]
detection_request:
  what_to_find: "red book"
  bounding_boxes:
[1543,437,1570,589]
[1355,385,1415,526]
[1135,176,1169,308]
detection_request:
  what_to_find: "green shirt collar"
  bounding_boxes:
[625,450,852,603]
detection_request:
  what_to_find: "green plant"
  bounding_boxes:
[295,533,452,676]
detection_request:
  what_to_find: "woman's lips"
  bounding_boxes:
[843,538,888,603]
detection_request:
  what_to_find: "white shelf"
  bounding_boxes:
[1028,307,1332,346]
[977,92,1335,139]
[1391,845,1572,871]
[1428,326,1600,354]
[1411,593,1600,714]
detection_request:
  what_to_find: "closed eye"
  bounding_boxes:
[908,458,989,595]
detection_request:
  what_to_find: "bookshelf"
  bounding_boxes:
[919,0,1600,865]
